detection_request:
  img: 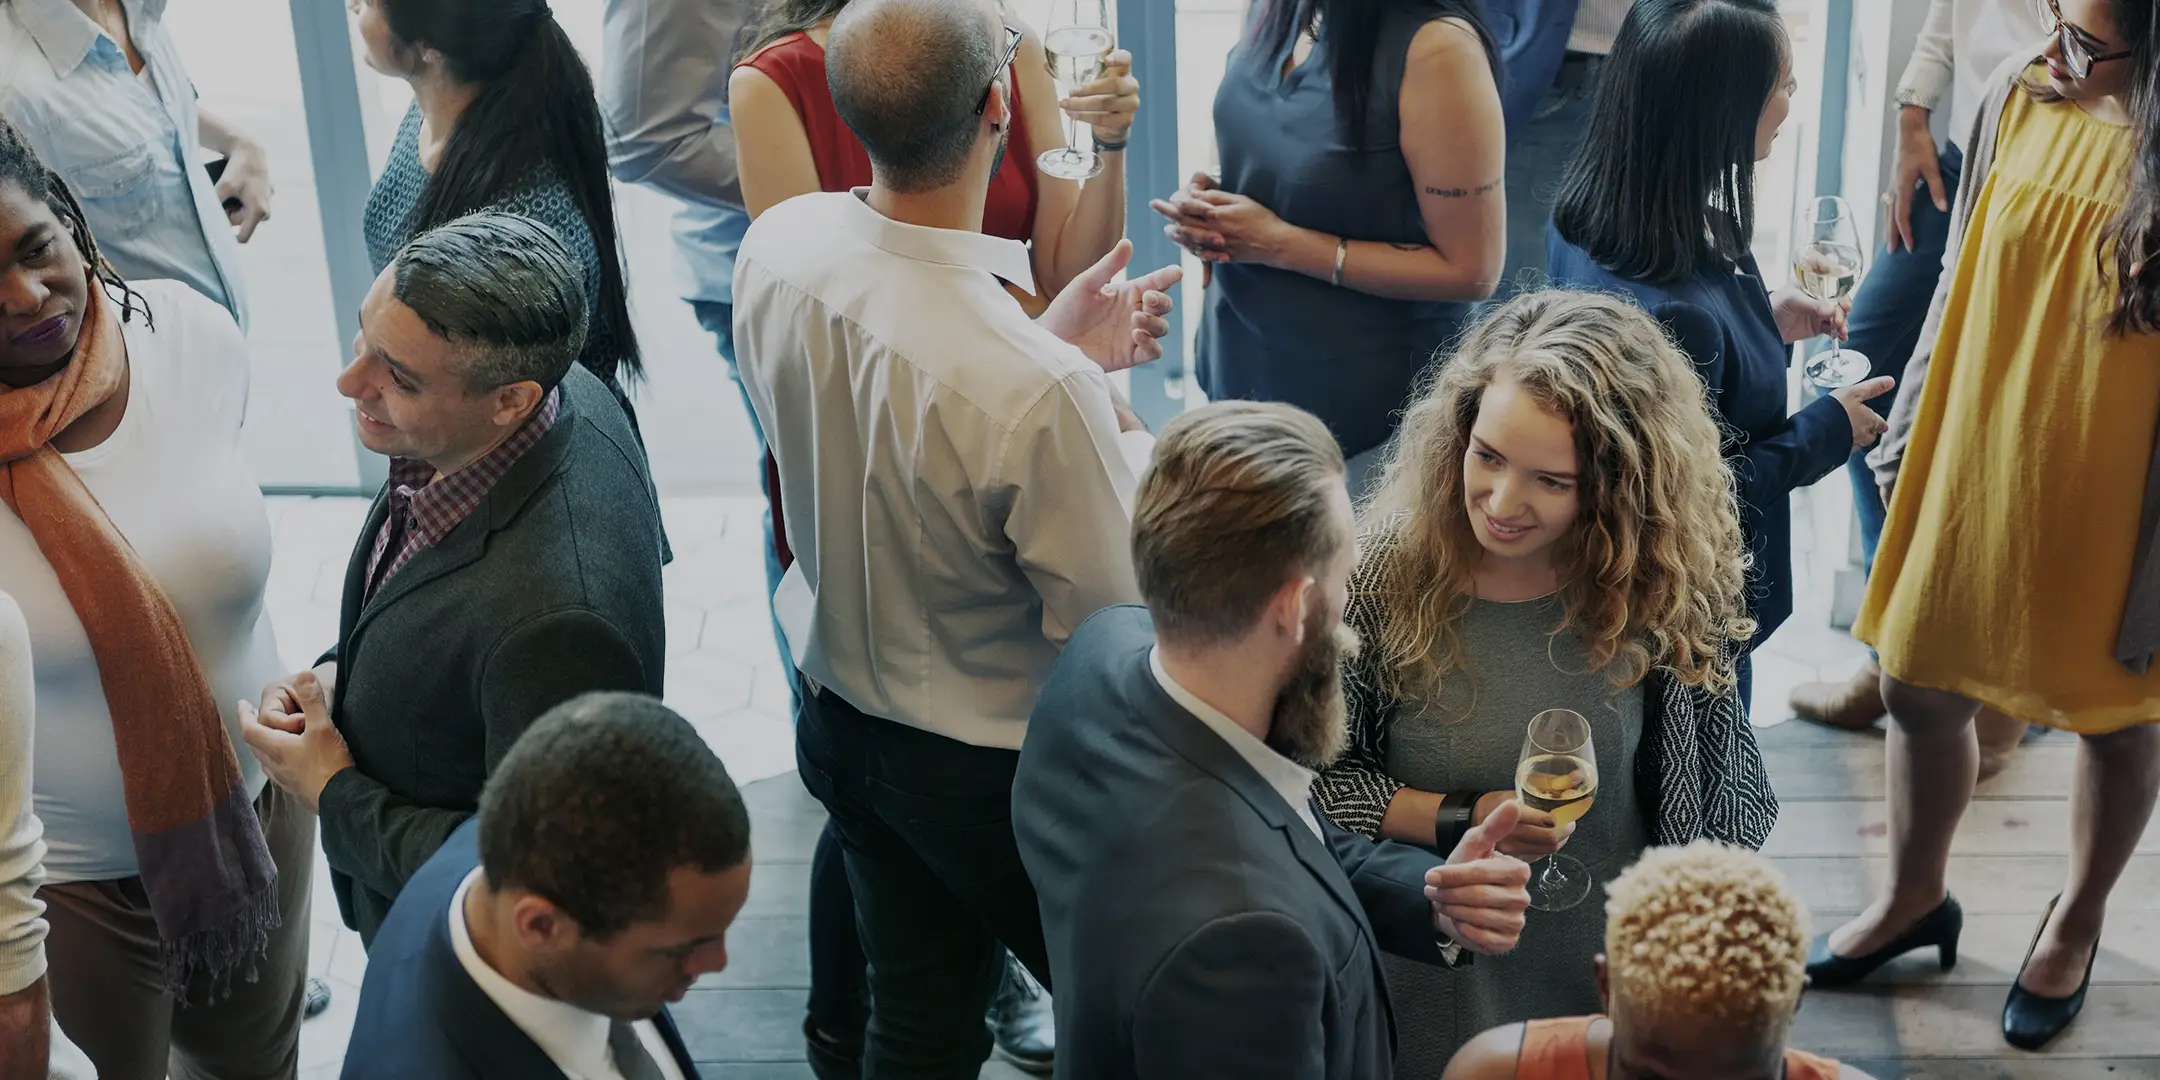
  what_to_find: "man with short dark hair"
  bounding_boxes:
[241,212,669,947]
[343,692,751,1079]
[1014,401,1533,1079]
[731,0,1180,1072]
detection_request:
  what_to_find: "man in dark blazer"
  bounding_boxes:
[1012,402,1531,1079]
[241,213,668,946]
[344,693,751,1080]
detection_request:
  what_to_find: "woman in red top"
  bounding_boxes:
[1443,843,1874,1080]
[727,3,1143,1074]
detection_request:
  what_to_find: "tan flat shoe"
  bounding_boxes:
[1791,659,1886,730]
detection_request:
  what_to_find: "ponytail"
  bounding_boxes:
[386,1,641,380]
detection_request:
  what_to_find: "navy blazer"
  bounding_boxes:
[1013,605,1458,1080]
[1484,0,1580,131]
[341,821,702,1080]
[1546,229,1851,647]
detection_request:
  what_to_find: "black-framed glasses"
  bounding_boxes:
[2036,0,2134,79]
[975,25,1025,116]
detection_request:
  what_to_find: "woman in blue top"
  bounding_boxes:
[1544,0,1891,691]
[351,0,641,427]
[1153,0,1508,498]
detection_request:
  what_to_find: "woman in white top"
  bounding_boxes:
[0,120,310,1080]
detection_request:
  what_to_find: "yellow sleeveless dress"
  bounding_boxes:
[1854,88,2160,734]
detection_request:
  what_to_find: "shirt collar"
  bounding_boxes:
[839,188,1037,294]
[448,868,619,1079]
[387,385,562,542]
[1149,646,1318,826]
[12,0,164,78]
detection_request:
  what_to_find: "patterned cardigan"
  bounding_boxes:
[1312,529,1779,849]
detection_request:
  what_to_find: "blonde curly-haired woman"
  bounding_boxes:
[1313,290,1777,1068]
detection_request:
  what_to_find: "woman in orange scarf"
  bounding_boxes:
[0,119,308,1079]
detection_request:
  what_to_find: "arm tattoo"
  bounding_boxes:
[1423,178,1502,198]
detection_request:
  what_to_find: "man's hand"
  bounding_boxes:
[216,138,274,243]
[1471,790,1573,859]
[1425,799,1531,956]
[239,668,352,813]
[1887,106,1946,252]
[1038,238,1181,373]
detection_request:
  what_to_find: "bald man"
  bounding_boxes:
[730,0,1181,1075]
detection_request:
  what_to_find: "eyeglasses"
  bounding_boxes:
[2035,0,2133,79]
[976,25,1025,116]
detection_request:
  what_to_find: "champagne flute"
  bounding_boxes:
[1794,195,1872,388]
[1515,709,1599,912]
[1038,0,1112,181]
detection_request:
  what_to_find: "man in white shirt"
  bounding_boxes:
[730,0,1178,1072]
[1012,402,1531,1077]
[1492,0,1635,295]
[344,693,752,1080]
[1789,0,2044,747]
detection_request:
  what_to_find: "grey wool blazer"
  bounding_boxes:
[316,364,668,945]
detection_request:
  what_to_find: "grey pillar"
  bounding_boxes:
[1119,0,1184,429]
[289,0,387,492]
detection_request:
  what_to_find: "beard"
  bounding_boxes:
[990,126,1009,182]
[1267,607,1359,769]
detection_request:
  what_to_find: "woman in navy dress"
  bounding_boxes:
[1545,0,1891,700]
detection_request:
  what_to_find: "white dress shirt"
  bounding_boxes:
[734,191,1152,751]
[1897,0,2048,150]
[599,0,755,306]
[448,869,686,1080]
[1566,0,1635,56]
[1149,648,1324,840]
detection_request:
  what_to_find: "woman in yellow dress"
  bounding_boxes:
[1803,0,2160,1052]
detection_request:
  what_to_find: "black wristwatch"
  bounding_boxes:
[1433,791,1478,853]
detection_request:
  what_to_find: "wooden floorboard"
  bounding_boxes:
[682,730,2157,1077]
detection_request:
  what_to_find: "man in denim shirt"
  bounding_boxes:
[0,0,272,331]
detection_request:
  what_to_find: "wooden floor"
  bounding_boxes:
[680,724,2160,1079]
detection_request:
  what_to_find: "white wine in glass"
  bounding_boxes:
[1039,0,1112,181]
[1516,709,1598,912]
[1796,195,1872,389]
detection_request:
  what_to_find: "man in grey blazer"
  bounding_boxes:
[1013,402,1532,1079]
[241,213,668,947]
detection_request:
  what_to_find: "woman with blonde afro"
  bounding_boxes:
[1441,842,1874,1080]
[1312,290,1777,1067]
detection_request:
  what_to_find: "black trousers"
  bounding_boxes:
[795,682,1049,1080]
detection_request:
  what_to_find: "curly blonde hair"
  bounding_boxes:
[1359,289,1753,700]
[1604,841,1809,1034]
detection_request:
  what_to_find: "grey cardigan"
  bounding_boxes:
[1868,53,2160,675]
[317,365,669,944]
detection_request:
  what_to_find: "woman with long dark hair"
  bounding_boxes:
[350,0,641,422]
[1151,0,1508,498]
[1545,0,1890,699]
[1808,0,2160,1051]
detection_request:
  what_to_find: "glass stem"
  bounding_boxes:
[1540,856,1567,889]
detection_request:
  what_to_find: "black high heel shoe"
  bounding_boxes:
[2003,895,2099,1051]
[1805,895,1962,988]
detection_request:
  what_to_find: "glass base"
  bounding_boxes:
[1039,147,1102,181]
[1527,854,1592,912]
[1806,347,1873,389]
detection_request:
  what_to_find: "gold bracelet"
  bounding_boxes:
[1331,236,1348,287]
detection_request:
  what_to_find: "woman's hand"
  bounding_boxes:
[1771,283,1850,345]
[1832,377,1897,451]
[1473,790,1573,859]
[1062,49,1139,144]
[1150,181,1296,268]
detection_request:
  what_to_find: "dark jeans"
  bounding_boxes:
[1497,54,1600,299]
[795,683,1051,1080]
[1842,142,1964,573]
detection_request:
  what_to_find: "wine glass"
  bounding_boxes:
[1038,0,1113,181]
[1515,709,1599,912]
[1794,195,1872,388]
